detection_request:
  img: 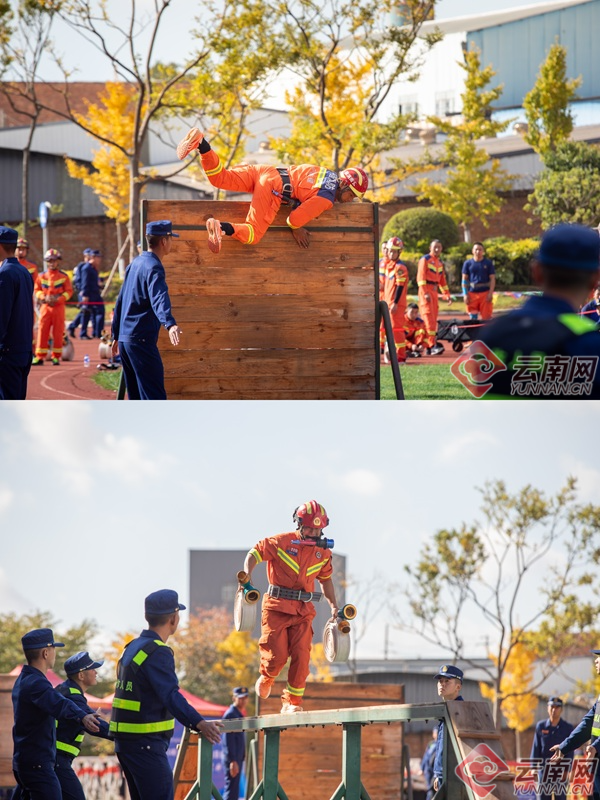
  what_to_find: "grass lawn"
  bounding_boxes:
[94,370,122,393]
[380,364,474,400]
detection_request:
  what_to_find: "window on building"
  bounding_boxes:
[399,97,419,117]
[435,93,455,117]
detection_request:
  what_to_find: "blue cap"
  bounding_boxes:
[21,628,65,651]
[0,226,19,245]
[233,686,249,698]
[145,220,179,238]
[548,696,563,706]
[137,240,141,247]
[65,650,104,675]
[592,649,600,655]
[538,224,600,272]
[83,248,93,256]
[89,249,102,257]
[144,589,186,615]
[434,664,463,681]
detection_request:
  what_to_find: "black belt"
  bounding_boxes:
[268,584,322,602]
[275,169,300,210]
[425,280,437,285]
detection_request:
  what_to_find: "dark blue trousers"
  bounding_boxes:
[117,748,173,800]
[56,761,85,800]
[12,764,62,799]
[0,351,32,400]
[223,767,242,800]
[119,340,167,400]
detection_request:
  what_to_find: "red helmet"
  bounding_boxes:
[44,248,61,262]
[293,500,329,529]
[387,236,404,252]
[339,167,368,199]
[17,237,29,248]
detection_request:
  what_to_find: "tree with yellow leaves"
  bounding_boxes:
[480,642,538,758]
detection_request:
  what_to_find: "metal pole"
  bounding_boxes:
[262,729,281,800]
[342,724,363,800]
[379,301,404,399]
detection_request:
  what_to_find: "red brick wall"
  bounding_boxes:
[0,83,109,128]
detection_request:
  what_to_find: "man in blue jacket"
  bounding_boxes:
[110,589,223,800]
[111,220,182,400]
[55,651,112,800]
[550,649,600,800]
[432,664,464,793]
[531,696,573,800]
[79,249,105,339]
[0,226,34,400]
[11,628,100,800]
[222,687,248,800]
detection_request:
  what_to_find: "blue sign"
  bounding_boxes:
[38,202,49,229]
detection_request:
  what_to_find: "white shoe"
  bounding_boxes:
[176,127,203,160]
[255,676,274,699]
[206,217,223,254]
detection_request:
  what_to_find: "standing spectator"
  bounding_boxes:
[0,227,34,399]
[581,286,600,324]
[420,727,438,800]
[80,249,105,338]
[461,242,496,320]
[12,628,100,800]
[403,303,427,358]
[481,224,600,399]
[68,249,92,339]
[417,240,451,356]
[432,664,464,794]
[241,500,339,713]
[380,237,409,362]
[110,589,223,800]
[111,220,183,400]
[550,648,600,800]
[222,687,248,800]
[16,238,38,282]
[530,696,573,800]
[55,651,112,800]
[33,249,72,366]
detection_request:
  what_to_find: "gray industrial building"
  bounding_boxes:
[189,548,347,643]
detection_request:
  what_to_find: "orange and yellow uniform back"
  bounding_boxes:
[34,269,72,359]
[379,257,409,360]
[200,150,338,245]
[250,531,333,707]
[417,254,450,348]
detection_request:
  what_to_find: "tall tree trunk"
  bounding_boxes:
[463,223,472,243]
[22,115,38,238]
[515,728,521,760]
[128,166,141,263]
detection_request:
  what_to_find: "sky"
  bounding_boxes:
[1,402,598,665]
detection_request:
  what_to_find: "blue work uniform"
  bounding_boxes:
[12,665,90,800]
[433,696,463,787]
[55,678,111,800]
[530,716,574,800]
[79,262,105,338]
[110,629,205,800]
[480,295,600,399]
[420,738,437,800]
[557,699,600,800]
[222,704,245,800]
[111,252,177,400]
[581,299,600,325]
[462,257,495,292]
[0,257,34,400]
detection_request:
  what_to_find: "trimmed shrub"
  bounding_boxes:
[381,208,460,253]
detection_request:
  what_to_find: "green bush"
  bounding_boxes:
[381,208,460,252]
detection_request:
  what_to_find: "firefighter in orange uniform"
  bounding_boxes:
[404,303,427,358]
[33,249,72,365]
[417,240,452,355]
[380,237,409,362]
[16,238,38,282]
[241,500,339,714]
[176,128,368,253]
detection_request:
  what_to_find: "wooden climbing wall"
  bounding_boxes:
[142,199,380,399]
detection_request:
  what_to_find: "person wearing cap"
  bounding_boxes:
[550,648,600,800]
[11,628,101,800]
[16,237,39,282]
[79,249,105,339]
[32,249,73,366]
[530,696,573,800]
[221,687,249,800]
[110,589,223,800]
[481,223,600,399]
[432,664,464,792]
[379,237,409,363]
[55,651,112,800]
[68,249,93,339]
[0,226,35,400]
[111,220,183,400]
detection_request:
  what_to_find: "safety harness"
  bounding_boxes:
[272,168,301,210]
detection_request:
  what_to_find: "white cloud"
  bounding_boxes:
[335,469,383,496]
[0,567,34,615]
[0,486,14,515]
[439,431,499,462]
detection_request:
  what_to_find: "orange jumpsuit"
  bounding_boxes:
[249,531,333,708]
[201,150,338,245]
[404,311,427,351]
[34,269,72,360]
[18,258,38,282]
[417,254,450,348]
[379,256,409,361]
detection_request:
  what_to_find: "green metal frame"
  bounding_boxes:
[177,703,465,800]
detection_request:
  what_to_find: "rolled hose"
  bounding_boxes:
[323,618,351,663]
[236,570,260,604]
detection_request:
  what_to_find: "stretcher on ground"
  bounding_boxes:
[436,317,484,352]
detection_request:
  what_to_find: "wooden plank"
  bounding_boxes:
[163,377,376,400]
[165,271,374,297]
[170,296,374,324]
